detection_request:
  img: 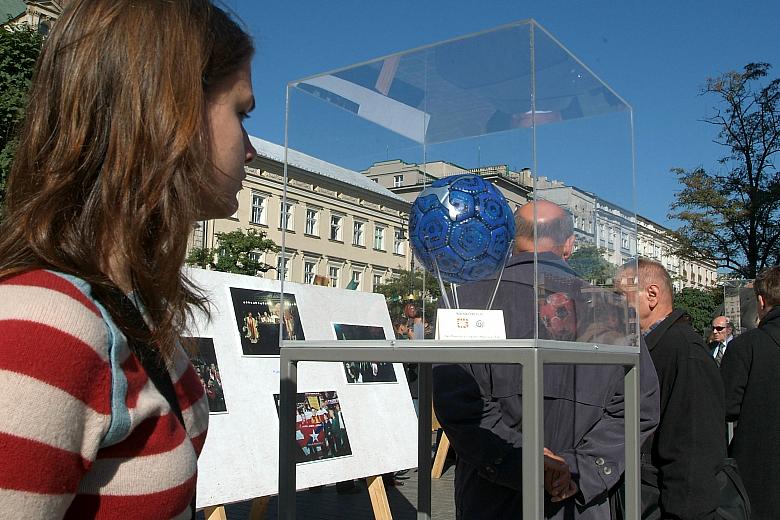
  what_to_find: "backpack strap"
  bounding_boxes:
[103,288,186,429]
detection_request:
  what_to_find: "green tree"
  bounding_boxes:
[373,268,441,320]
[185,228,278,276]
[0,23,44,207]
[673,287,722,337]
[569,244,616,286]
[669,63,780,279]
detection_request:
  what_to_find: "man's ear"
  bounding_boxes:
[562,235,575,260]
[646,283,660,309]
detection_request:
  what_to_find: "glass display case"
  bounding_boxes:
[279,19,640,519]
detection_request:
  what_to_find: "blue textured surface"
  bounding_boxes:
[409,174,515,284]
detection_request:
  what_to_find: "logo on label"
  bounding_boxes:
[475,320,484,328]
[457,318,469,328]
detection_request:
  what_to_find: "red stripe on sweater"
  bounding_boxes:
[96,413,186,459]
[0,432,90,493]
[174,364,205,412]
[121,354,149,409]
[0,320,112,415]
[2,270,100,316]
[63,473,196,520]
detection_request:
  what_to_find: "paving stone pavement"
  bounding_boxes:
[198,457,457,520]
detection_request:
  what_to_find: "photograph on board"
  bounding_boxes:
[333,323,397,384]
[229,287,305,356]
[274,391,352,464]
[185,337,227,413]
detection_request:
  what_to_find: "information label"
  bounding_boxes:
[435,309,506,340]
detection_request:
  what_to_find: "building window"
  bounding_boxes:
[304,260,316,284]
[251,192,267,225]
[328,266,340,288]
[353,221,365,246]
[621,233,629,250]
[374,225,385,250]
[330,215,343,241]
[393,228,405,255]
[351,270,361,289]
[277,255,290,281]
[304,208,319,236]
[393,175,403,188]
[373,273,383,288]
[248,251,265,276]
[279,201,294,231]
[192,220,206,250]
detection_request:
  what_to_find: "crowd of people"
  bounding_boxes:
[432,199,778,520]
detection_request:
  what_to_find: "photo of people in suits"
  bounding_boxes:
[333,323,397,383]
[185,337,227,413]
[229,287,305,356]
[273,391,352,464]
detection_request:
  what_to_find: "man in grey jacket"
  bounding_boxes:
[433,200,660,519]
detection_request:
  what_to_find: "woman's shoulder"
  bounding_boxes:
[0,269,109,352]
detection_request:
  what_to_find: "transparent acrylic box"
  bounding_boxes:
[279,19,641,519]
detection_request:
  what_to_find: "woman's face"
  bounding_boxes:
[201,61,257,219]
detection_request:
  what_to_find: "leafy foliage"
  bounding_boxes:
[569,244,616,286]
[185,228,278,276]
[0,23,44,207]
[669,63,780,278]
[373,268,441,320]
[674,287,722,337]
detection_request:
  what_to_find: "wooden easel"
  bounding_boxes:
[431,407,451,479]
[204,496,269,520]
[201,476,394,520]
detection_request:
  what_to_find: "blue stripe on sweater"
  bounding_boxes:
[48,271,131,447]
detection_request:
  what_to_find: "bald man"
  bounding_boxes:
[616,258,725,519]
[433,200,660,520]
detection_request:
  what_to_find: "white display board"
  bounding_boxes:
[185,268,418,508]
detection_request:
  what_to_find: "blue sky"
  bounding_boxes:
[226,0,779,227]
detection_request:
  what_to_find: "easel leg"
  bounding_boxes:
[204,505,228,520]
[431,432,450,479]
[366,475,393,520]
[249,496,270,520]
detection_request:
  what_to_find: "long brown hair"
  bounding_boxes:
[0,0,253,362]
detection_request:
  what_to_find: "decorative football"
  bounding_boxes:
[409,174,515,284]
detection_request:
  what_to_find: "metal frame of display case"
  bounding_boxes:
[278,339,641,520]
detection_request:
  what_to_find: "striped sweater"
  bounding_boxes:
[0,270,209,519]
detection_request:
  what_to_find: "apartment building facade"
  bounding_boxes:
[365,160,718,290]
[191,137,412,292]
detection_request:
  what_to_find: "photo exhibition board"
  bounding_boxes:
[185,268,418,507]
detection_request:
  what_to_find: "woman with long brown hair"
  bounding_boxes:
[0,0,256,517]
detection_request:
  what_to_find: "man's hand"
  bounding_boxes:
[544,448,579,502]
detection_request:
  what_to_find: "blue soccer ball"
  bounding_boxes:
[409,174,515,284]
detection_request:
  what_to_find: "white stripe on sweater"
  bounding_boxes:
[0,488,74,519]
[0,285,114,363]
[77,439,197,495]
[0,369,110,458]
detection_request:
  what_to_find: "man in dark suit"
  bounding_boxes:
[721,265,780,520]
[709,316,734,367]
[617,258,725,519]
[433,200,660,519]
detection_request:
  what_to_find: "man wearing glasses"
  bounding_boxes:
[710,316,734,367]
